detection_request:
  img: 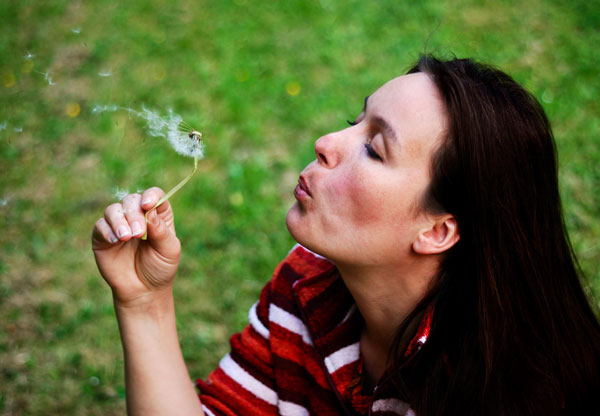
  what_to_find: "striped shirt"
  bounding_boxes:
[196,245,430,415]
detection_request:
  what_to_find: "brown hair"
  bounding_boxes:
[390,55,600,415]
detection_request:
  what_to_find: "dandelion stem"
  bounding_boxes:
[142,143,199,240]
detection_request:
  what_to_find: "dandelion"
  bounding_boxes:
[93,104,205,239]
[141,117,203,239]
[2,72,16,88]
[66,102,81,118]
[285,81,301,96]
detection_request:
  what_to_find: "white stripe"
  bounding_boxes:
[372,398,413,415]
[219,354,278,406]
[249,301,269,339]
[291,243,329,260]
[269,304,313,346]
[324,342,360,374]
[201,404,216,416]
[338,304,357,327]
[279,400,310,416]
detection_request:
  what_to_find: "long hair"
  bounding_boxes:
[390,55,600,415]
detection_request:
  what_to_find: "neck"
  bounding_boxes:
[335,255,439,381]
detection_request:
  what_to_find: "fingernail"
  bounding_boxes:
[109,232,119,244]
[142,199,152,206]
[117,225,131,239]
[131,221,143,236]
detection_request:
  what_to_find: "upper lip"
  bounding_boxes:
[298,175,312,196]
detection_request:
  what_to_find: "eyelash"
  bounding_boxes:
[346,119,382,161]
[365,143,382,161]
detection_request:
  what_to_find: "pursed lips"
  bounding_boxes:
[298,176,311,196]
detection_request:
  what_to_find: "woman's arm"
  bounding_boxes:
[115,292,204,416]
[92,187,203,415]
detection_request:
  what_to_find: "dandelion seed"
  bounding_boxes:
[13,127,23,133]
[98,71,112,77]
[0,198,9,207]
[35,70,56,86]
[113,186,129,201]
[91,104,119,114]
[24,52,35,60]
[72,27,82,34]
[0,121,7,131]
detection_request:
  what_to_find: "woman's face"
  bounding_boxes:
[286,72,447,267]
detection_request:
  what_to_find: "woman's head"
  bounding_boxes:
[391,55,600,415]
[286,72,460,270]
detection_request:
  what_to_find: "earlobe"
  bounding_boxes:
[412,216,460,255]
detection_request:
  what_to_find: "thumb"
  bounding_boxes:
[146,209,180,258]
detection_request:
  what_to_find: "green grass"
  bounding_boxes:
[1,0,599,414]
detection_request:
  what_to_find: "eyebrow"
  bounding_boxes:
[363,96,398,147]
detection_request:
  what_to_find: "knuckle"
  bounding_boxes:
[105,203,122,218]
[95,218,106,229]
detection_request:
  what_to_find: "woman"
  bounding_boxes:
[92,55,600,415]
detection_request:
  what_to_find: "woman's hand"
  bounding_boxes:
[92,187,181,307]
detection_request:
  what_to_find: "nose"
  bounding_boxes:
[314,131,343,168]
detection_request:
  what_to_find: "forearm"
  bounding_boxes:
[114,291,204,416]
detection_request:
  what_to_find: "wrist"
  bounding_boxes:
[113,286,175,317]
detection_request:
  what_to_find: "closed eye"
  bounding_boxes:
[365,143,382,161]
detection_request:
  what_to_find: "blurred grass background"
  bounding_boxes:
[1,0,598,414]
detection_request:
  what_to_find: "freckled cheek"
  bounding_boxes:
[326,175,383,224]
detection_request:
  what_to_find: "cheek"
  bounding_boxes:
[327,170,388,225]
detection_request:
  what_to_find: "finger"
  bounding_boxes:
[104,202,132,241]
[92,217,119,247]
[141,187,175,235]
[122,193,145,237]
[140,187,166,211]
[146,208,181,257]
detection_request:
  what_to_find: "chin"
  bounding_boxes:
[285,204,322,256]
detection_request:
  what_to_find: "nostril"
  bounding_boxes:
[318,152,328,165]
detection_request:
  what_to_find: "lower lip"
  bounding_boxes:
[294,184,310,201]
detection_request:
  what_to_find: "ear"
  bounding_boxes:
[412,215,460,255]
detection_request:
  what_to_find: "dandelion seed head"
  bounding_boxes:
[93,104,205,159]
